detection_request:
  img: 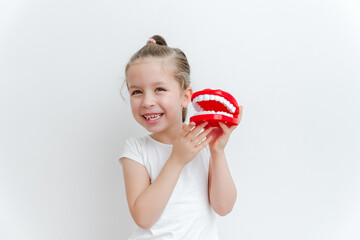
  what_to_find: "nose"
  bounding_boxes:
[142,93,155,108]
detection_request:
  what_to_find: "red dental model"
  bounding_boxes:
[189,89,240,128]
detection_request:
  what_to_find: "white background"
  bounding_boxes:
[1,0,360,239]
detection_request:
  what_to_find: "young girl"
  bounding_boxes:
[119,35,243,240]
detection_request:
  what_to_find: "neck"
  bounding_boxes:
[150,123,183,145]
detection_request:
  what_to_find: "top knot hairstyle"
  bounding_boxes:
[125,35,191,122]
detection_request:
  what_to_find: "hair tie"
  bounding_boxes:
[147,38,156,44]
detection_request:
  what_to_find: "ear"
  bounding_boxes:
[181,87,193,108]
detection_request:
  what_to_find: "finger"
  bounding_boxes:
[186,121,208,139]
[218,122,230,134]
[181,122,195,137]
[195,135,213,150]
[238,106,243,122]
[191,127,213,145]
[229,124,237,132]
[219,122,237,134]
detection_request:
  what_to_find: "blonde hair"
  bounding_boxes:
[125,35,191,122]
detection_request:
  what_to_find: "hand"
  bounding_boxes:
[208,106,243,153]
[170,122,213,167]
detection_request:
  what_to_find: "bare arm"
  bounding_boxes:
[208,106,243,216]
[208,149,237,216]
[122,122,213,229]
[122,156,183,229]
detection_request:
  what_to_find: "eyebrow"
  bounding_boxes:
[128,85,141,90]
[128,81,168,89]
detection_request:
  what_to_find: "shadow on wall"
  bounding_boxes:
[117,167,135,238]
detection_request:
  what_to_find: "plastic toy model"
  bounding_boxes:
[190,89,240,128]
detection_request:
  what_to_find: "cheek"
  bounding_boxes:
[165,96,183,113]
[130,98,141,113]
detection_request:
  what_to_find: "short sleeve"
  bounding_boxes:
[119,137,145,166]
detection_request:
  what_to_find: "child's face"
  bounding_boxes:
[126,57,191,139]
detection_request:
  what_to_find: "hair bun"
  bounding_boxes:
[150,35,167,46]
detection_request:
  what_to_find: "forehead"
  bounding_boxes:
[127,57,179,87]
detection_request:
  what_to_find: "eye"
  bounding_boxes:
[131,90,142,95]
[155,87,166,92]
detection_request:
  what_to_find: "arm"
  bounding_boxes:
[122,122,213,229]
[208,147,237,216]
[208,106,243,216]
[122,156,183,229]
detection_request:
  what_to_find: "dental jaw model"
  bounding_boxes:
[190,89,240,128]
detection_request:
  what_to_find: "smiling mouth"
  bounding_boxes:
[190,89,240,127]
[143,113,164,121]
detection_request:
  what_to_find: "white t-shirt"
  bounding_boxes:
[119,135,219,240]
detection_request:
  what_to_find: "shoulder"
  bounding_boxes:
[124,135,147,148]
[119,135,152,165]
[124,135,160,150]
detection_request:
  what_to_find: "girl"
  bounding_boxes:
[120,35,243,240]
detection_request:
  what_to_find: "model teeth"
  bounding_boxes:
[192,94,236,113]
[144,114,162,120]
[193,111,233,118]
[193,102,204,112]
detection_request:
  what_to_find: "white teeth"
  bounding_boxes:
[219,97,225,105]
[192,94,236,114]
[144,114,162,120]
